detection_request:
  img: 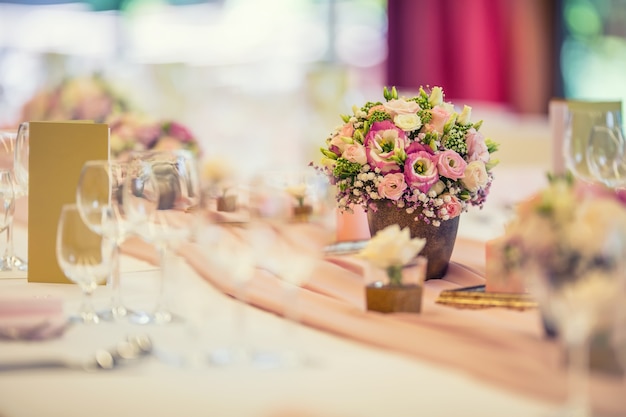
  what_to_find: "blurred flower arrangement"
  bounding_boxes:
[496,174,626,293]
[314,86,499,226]
[18,74,201,159]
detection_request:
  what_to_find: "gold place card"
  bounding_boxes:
[28,121,109,284]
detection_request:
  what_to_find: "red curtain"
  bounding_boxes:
[387,0,558,114]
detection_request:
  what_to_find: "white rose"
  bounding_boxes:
[393,113,422,132]
[461,161,488,192]
[383,99,420,116]
[457,105,472,125]
[357,224,426,269]
[428,86,443,106]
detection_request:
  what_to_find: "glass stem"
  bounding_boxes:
[5,222,14,261]
[154,245,172,323]
[109,244,126,319]
[565,337,591,417]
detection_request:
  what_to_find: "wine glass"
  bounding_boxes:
[525,214,626,417]
[76,160,132,321]
[0,129,27,271]
[585,124,626,189]
[248,168,336,368]
[56,204,114,324]
[0,170,15,269]
[563,100,622,183]
[123,150,201,325]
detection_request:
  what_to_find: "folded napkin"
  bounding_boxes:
[0,296,67,341]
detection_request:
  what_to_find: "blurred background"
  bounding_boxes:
[1,0,625,173]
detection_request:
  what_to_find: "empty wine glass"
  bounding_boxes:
[0,170,15,270]
[0,129,27,271]
[563,100,622,183]
[76,160,133,320]
[124,150,201,325]
[56,204,114,324]
[248,168,336,368]
[585,124,626,189]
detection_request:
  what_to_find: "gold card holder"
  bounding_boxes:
[27,121,109,284]
[436,285,537,311]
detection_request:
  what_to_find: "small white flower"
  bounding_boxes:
[432,220,441,227]
[443,195,451,203]
[367,172,375,180]
[406,207,415,214]
[418,193,428,202]
[440,208,448,215]
[353,189,361,196]
[357,224,426,270]
[370,192,379,199]
[434,198,443,206]
[354,180,364,187]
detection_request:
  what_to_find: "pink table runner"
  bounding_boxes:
[121,225,624,417]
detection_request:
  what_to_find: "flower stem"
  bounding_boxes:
[387,265,403,286]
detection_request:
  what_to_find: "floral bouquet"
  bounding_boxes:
[497,175,626,291]
[19,74,128,123]
[108,113,200,159]
[17,75,201,159]
[314,86,499,226]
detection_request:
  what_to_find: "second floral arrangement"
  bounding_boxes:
[315,86,499,226]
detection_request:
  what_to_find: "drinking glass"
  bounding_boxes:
[124,150,201,325]
[76,160,132,320]
[525,225,626,417]
[56,204,114,324]
[0,129,27,271]
[585,124,626,189]
[248,168,336,368]
[197,181,258,366]
[0,171,15,268]
[563,100,622,183]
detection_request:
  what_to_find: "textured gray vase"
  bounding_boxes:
[366,201,460,280]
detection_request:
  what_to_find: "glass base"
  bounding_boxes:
[0,255,28,272]
[98,305,133,322]
[129,309,182,325]
[68,310,101,325]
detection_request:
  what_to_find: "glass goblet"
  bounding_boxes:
[248,168,336,368]
[124,150,201,325]
[56,204,114,324]
[585,124,626,189]
[0,170,15,271]
[563,101,622,183]
[76,159,133,321]
[0,129,27,271]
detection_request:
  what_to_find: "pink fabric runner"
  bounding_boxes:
[122,224,625,416]
[16,198,623,414]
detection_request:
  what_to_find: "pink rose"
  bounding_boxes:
[378,173,407,200]
[426,105,451,134]
[438,194,462,219]
[343,143,367,164]
[404,151,439,193]
[367,104,387,116]
[329,135,348,156]
[436,150,467,180]
[364,121,406,173]
[466,128,489,163]
[339,122,354,138]
[166,121,195,143]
